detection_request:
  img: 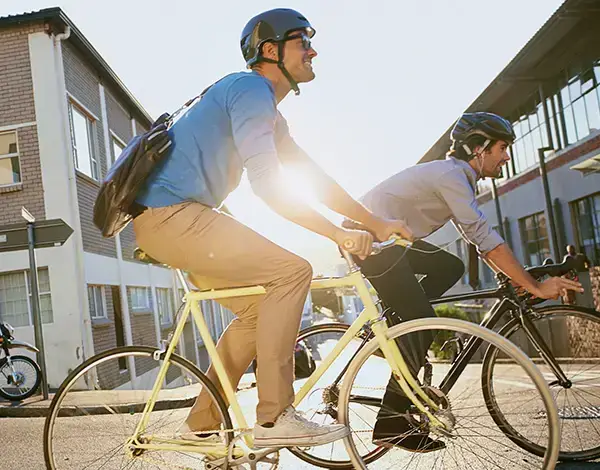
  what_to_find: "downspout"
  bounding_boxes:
[491,179,505,239]
[53,26,96,364]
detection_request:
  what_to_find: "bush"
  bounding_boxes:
[430,305,470,360]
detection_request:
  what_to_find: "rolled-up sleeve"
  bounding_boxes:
[436,169,504,254]
[227,76,283,201]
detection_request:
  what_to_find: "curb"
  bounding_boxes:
[0,396,197,418]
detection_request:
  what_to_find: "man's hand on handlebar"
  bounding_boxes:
[341,218,414,244]
[373,218,414,244]
[530,276,583,300]
[333,228,374,259]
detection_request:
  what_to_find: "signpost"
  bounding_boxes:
[0,207,74,399]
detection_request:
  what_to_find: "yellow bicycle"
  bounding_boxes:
[43,237,560,469]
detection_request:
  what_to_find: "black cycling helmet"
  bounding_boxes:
[240,8,316,95]
[451,112,516,154]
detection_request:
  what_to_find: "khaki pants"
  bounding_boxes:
[133,202,312,429]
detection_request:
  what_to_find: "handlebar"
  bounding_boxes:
[525,256,577,279]
[342,235,412,256]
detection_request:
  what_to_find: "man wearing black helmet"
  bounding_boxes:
[133,8,413,449]
[347,111,583,452]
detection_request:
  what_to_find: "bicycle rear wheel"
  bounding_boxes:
[43,346,232,470]
[289,323,390,469]
[338,318,560,470]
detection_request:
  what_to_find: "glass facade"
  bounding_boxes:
[507,59,600,179]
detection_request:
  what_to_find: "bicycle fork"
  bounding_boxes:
[519,313,571,388]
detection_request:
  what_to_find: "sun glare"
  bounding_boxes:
[280,165,319,205]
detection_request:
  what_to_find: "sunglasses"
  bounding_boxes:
[285,33,312,51]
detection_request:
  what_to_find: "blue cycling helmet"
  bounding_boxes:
[451,112,516,151]
[240,8,316,95]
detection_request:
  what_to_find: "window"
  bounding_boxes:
[519,212,551,266]
[555,62,600,146]
[509,94,551,175]
[88,285,106,320]
[156,288,174,326]
[0,131,21,186]
[68,101,98,180]
[130,286,150,312]
[0,269,52,327]
[111,135,125,167]
[572,193,600,266]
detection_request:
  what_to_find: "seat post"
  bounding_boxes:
[175,269,193,294]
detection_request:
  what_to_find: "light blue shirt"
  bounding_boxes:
[137,71,293,208]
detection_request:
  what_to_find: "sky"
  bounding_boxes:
[2,0,565,274]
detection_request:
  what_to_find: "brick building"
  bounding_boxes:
[0,8,237,388]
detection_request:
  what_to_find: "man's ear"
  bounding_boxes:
[261,41,279,61]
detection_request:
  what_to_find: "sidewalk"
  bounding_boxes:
[0,372,258,419]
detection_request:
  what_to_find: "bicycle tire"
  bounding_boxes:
[43,345,232,470]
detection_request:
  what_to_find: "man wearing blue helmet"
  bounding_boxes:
[347,111,583,452]
[133,8,413,449]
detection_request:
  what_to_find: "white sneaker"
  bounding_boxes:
[253,406,349,448]
[176,422,223,443]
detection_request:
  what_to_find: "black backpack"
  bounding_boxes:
[93,91,209,238]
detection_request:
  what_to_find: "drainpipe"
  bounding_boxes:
[539,84,561,261]
[491,179,505,239]
[538,146,561,262]
[53,26,96,367]
[54,25,71,42]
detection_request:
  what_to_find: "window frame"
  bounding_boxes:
[110,131,126,167]
[0,130,22,187]
[0,268,53,327]
[519,212,551,266]
[130,286,151,312]
[87,285,107,320]
[68,100,99,180]
[570,192,600,266]
[156,287,174,326]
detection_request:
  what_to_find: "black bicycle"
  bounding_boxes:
[289,257,600,469]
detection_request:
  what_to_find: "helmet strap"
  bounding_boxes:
[255,41,301,95]
[276,41,300,95]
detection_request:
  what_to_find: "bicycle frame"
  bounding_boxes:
[431,286,570,393]
[128,241,445,456]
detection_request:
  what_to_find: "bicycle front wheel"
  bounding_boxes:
[483,304,600,461]
[338,317,560,470]
[44,346,232,470]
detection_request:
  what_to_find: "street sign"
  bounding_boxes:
[0,217,74,253]
[0,208,74,399]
